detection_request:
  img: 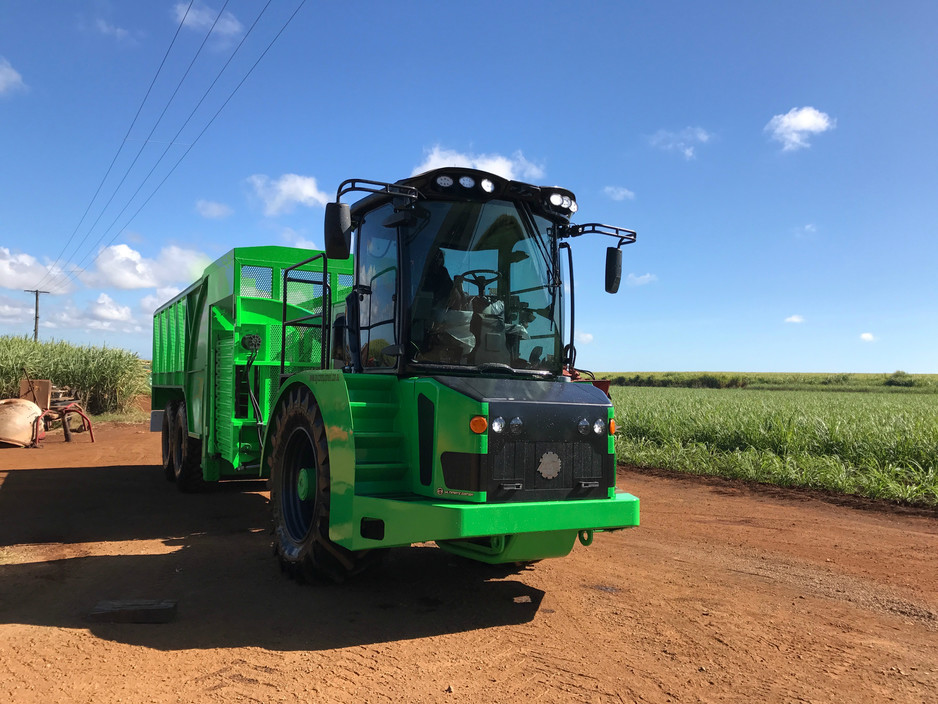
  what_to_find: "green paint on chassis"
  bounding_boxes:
[152,169,639,579]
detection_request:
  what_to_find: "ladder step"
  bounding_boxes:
[355,462,409,482]
[350,401,398,413]
[354,431,404,445]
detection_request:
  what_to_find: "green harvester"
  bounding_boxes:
[152,168,639,581]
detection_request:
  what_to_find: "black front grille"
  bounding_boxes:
[483,436,612,502]
[430,376,616,503]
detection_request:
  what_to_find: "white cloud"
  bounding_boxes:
[626,273,657,287]
[794,223,817,238]
[141,287,182,314]
[96,18,129,40]
[785,315,804,323]
[0,57,26,96]
[576,332,594,344]
[0,247,74,292]
[860,332,876,342]
[248,174,330,216]
[281,227,318,251]
[765,107,835,151]
[42,297,144,334]
[603,186,635,202]
[174,2,243,41]
[412,146,545,181]
[92,293,132,322]
[0,294,32,324]
[650,127,712,159]
[196,199,233,219]
[80,244,210,290]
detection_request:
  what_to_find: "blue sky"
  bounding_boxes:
[1,1,936,373]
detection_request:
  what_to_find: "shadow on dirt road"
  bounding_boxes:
[0,463,544,651]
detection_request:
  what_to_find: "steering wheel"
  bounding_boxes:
[456,269,501,297]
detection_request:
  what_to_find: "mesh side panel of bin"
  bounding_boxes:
[283,325,323,366]
[241,265,272,298]
[336,272,354,303]
[257,364,281,411]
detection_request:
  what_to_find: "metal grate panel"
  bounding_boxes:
[241,265,273,299]
[335,272,354,302]
[283,325,323,366]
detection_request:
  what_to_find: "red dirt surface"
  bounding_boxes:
[1,423,936,703]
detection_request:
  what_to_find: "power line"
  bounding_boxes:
[33,0,196,291]
[48,0,307,294]
[40,0,236,295]
[46,0,275,293]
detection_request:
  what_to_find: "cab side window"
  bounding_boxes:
[356,204,398,368]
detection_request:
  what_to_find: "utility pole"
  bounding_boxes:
[23,289,49,341]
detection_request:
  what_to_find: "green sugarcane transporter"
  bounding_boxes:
[152,168,639,581]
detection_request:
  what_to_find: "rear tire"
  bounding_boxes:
[161,402,176,482]
[173,403,204,492]
[268,386,378,583]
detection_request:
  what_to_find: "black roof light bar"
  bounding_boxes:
[335,178,420,204]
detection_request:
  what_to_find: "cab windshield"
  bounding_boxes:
[401,199,562,375]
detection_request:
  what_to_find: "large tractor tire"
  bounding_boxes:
[172,403,204,492]
[268,386,379,583]
[161,402,177,482]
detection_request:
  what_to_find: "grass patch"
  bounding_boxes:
[0,336,149,414]
[89,407,150,424]
[599,370,938,393]
[612,387,938,506]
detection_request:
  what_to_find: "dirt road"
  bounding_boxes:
[1,423,936,703]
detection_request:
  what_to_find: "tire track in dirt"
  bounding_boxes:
[2,424,938,703]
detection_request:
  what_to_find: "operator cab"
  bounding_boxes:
[325,168,634,378]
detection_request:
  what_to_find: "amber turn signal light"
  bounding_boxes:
[469,415,488,434]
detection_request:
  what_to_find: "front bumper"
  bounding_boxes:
[336,489,639,550]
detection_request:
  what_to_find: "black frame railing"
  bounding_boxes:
[280,253,330,378]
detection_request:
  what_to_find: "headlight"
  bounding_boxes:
[491,416,506,434]
[593,419,606,435]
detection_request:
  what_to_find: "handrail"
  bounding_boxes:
[280,253,331,377]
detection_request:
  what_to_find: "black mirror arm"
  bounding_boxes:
[562,223,637,249]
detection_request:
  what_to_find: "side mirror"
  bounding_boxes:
[324,202,352,259]
[605,247,622,293]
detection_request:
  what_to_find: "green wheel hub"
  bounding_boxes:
[297,467,312,502]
